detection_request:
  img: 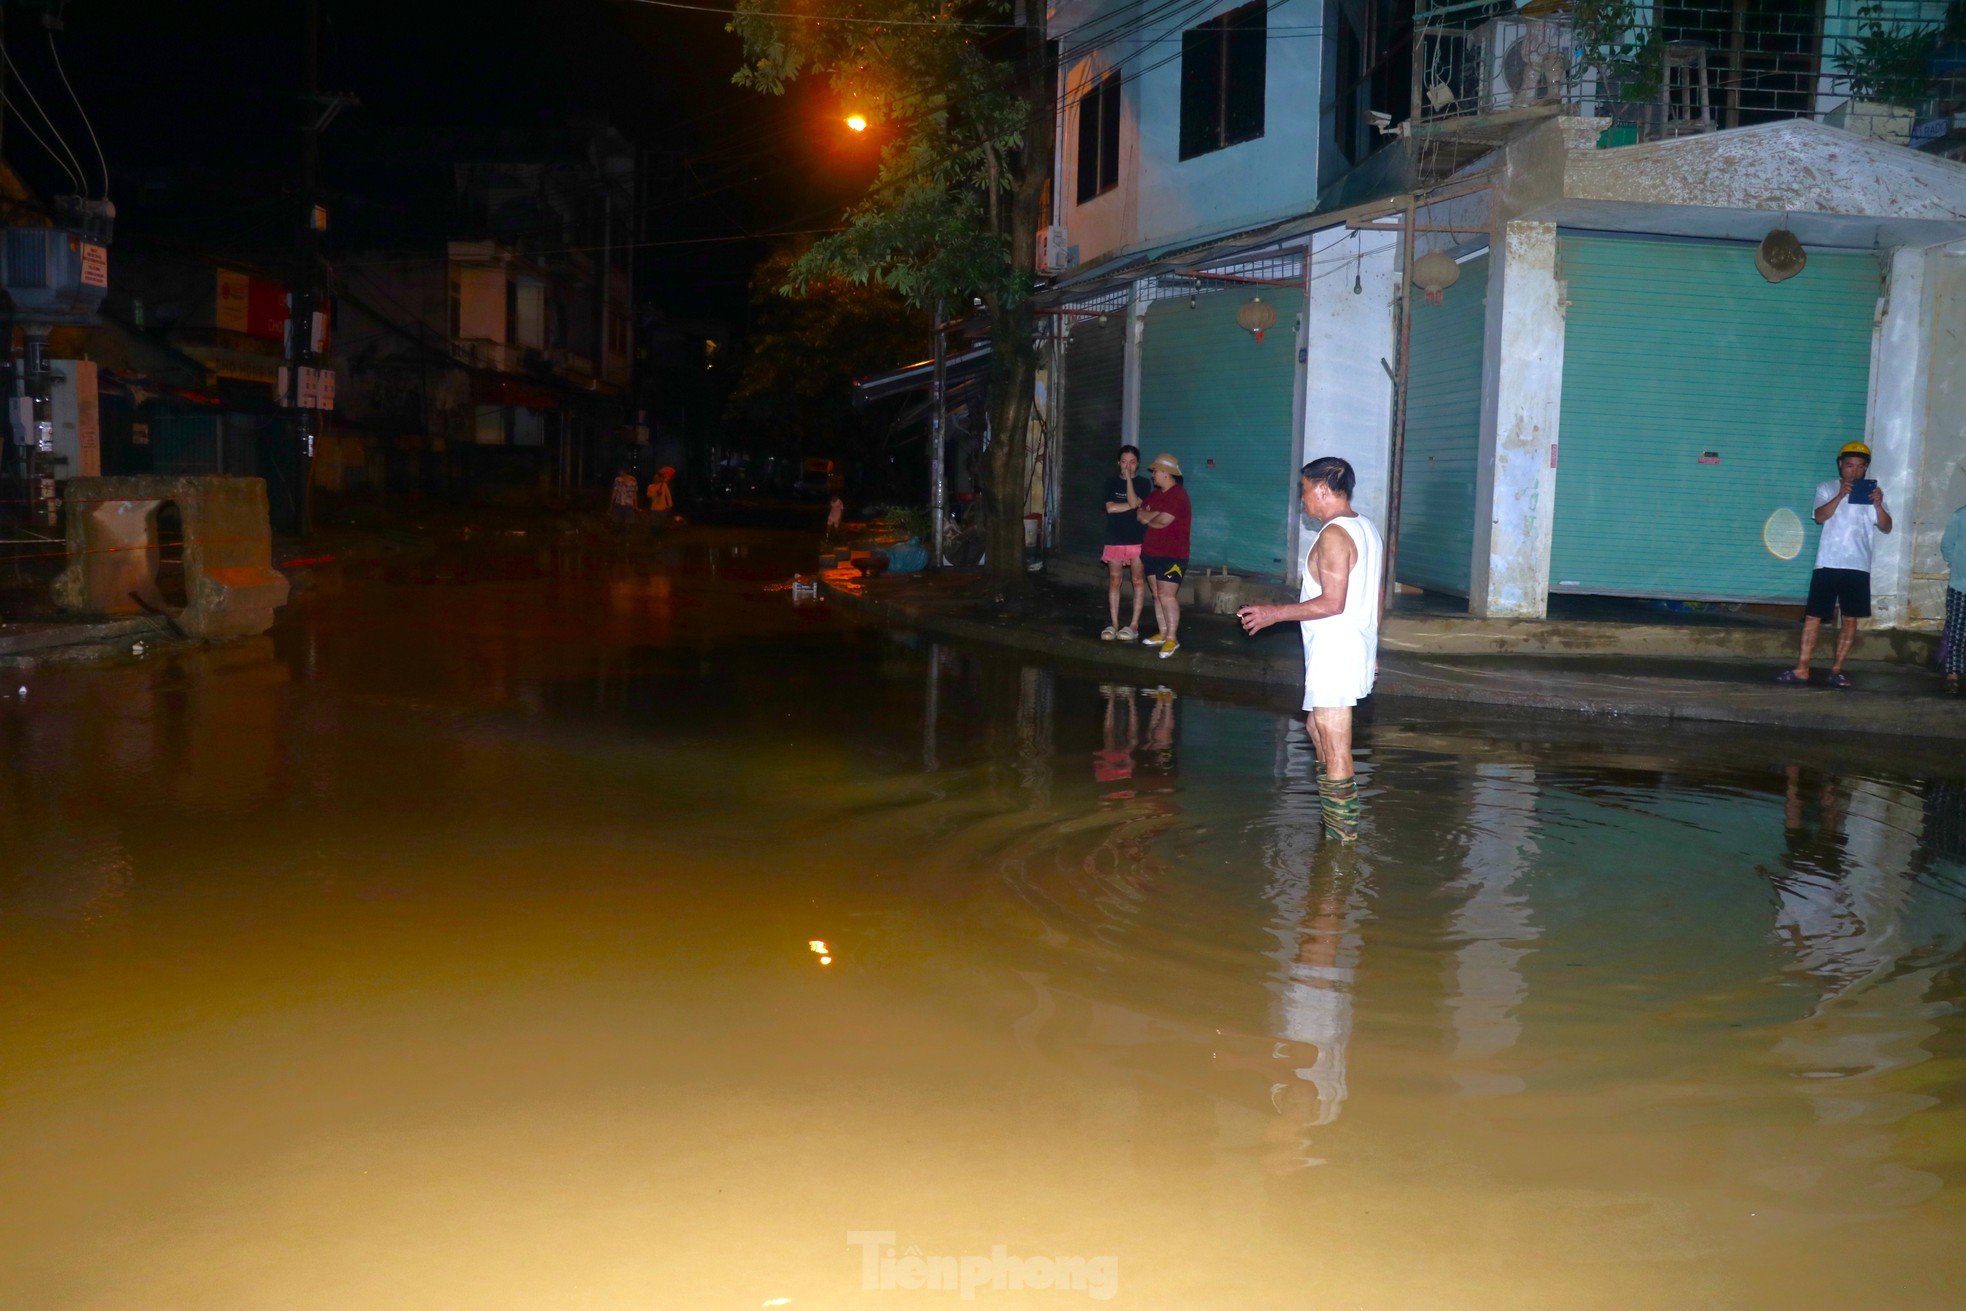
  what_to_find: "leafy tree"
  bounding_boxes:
[725,244,932,485]
[728,0,1054,583]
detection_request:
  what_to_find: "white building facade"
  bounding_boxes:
[1040,0,1966,633]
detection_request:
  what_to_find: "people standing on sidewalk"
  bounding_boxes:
[647,466,676,532]
[1236,457,1385,844]
[1779,441,1892,689]
[1099,446,1152,641]
[1940,499,1966,695]
[610,468,641,530]
[1136,453,1191,659]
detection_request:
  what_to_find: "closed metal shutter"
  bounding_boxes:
[1059,311,1127,558]
[1137,287,1304,575]
[1398,253,1487,595]
[1552,235,1877,601]
[150,409,221,475]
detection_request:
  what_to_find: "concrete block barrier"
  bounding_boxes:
[53,476,290,639]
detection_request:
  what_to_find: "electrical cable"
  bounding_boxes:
[45,28,108,199]
[0,44,84,193]
[0,89,81,193]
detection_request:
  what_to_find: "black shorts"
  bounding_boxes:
[1141,556,1187,584]
[1805,567,1871,621]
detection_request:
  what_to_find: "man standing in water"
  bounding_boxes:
[1236,457,1384,843]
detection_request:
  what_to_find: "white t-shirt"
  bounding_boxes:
[1814,478,1879,572]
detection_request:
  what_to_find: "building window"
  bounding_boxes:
[1179,1,1266,161]
[1076,72,1122,203]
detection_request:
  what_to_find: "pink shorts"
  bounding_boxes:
[1101,544,1143,565]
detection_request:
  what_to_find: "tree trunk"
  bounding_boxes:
[979,18,1055,589]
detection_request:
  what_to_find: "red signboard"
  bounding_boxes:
[216,269,289,341]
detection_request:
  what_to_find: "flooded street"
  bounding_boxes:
[4,525,1964,1310]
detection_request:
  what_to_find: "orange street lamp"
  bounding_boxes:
[844,114,868,132]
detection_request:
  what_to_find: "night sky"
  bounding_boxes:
[28,0,876,321]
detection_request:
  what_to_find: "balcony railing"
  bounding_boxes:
[1413,0,1966,153]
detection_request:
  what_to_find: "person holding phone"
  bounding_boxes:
[1779,441,1892,689]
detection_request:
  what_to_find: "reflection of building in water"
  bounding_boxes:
[1918,776,1966,867]
[1770,770,1918,1000]
[1445,764,1539,1097]
[1015,666,1055,805]
[1260,730,1370,1161]
[1752,769,1965,1221]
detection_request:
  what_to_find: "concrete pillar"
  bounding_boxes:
[1866,244,1932,629]
[1903,242,1966,629]
[1120,280,1148,453]
[1470,220,1565,619]
[1301,229,1400,555]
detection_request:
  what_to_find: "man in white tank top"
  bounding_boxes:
[1236,457,1385,843]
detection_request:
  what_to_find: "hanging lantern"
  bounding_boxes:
[1236,296,1278,342]
[1755,227,1806,284]
[1413,249,1461,305]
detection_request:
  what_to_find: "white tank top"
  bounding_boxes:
[1299,515,1385,646]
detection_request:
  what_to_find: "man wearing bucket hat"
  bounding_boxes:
[1779,441,1891,689]
[1136,453,1191,658]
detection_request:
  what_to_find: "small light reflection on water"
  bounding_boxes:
[0,530,1963,1308]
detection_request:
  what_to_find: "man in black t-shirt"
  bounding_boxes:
[1101,444,1152,639]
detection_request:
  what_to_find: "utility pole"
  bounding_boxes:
[287,0,355,536]
[929,298,947,569]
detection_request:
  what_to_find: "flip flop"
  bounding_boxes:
[1827,672,1854,689]
[1774,669,1807,685]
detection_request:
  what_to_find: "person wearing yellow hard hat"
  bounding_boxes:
[1778,440,1892,689]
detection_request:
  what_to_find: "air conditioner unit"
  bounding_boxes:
[1037,224,1073,275]
[1471,17,1573,114]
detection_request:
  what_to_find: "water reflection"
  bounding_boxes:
[3,533,1965,1308]
[1445,763,1538,1097]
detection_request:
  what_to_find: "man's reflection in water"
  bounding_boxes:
[1750,765,1954,1220]
[1215,734,1369,1174]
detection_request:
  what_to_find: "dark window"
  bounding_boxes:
[1076,72,1123,203]
[1179,1,1266,160]
[1328,0,1412,169]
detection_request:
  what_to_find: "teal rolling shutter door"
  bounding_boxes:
[1398,253,1487,594]
[1137,288,1303,575]
[1552,236,1877,601]
[1060,313,1127,559]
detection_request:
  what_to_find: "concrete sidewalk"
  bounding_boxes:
[821,568,1966,743]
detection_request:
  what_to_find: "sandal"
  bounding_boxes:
[1774,669,1808,685]
[1115,625,1137,641]
[1827,672,1854,689]
[1100,625,1117,641]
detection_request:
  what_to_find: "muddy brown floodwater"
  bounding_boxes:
[3,524,1964,1310]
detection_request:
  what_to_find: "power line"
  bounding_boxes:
[0,89,80,193]
[0,41,85,194]
[44,28,105,198]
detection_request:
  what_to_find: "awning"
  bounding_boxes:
[851,343,993,406]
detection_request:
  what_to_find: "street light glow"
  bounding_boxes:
[845,114,868,132]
